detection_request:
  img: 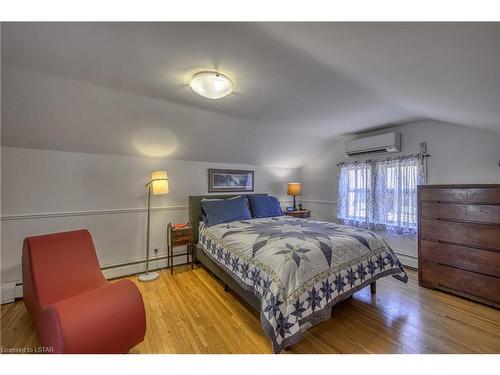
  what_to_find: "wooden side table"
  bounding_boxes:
[167,223,194,274]
[284,209,311,218]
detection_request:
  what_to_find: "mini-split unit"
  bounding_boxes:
[345,131,401,156]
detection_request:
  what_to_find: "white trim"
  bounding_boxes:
[1,283,17,304]
[394,252,418,269]
[0,205,188,221]
[2,198,307,222]
[2,249,418,304]
[1,251,191,303]
[1,199,301,221]
[103,258,169,280]
[301,199,337,205]
[14,284,23,299]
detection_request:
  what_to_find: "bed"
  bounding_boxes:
[189,194,408,353]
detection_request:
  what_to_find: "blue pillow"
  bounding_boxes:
[248,195,283,218]
[201,196,252,226]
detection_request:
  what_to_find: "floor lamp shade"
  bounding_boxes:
[151,171,169,195]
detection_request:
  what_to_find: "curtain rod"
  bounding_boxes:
[336,142,430,166]
[336,153,430,167]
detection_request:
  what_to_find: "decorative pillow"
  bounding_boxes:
[201,196,252,226]
[200,196,240,224]
[200,195,266,223]
[247,195,283,218]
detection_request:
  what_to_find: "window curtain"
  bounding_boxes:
[336,160,375,228]
[337,154,425,235]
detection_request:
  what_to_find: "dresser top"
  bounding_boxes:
[419,184,500,189]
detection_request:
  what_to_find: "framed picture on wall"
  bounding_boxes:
[208,169,254,193]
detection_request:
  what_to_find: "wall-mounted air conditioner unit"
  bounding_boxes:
[345,131,401,157]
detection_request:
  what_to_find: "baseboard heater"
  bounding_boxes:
[1,255,173,304]
[100,255,168,271]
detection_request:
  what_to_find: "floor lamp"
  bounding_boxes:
[139,170,169,282]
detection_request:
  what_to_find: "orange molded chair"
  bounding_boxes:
[22,229,146,353]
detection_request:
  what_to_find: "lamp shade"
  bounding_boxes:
[287,183,301,196]
[151,171,169,195]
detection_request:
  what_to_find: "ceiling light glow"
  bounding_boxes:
[189,71,233,99]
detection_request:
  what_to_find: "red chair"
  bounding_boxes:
[22,229,146,353]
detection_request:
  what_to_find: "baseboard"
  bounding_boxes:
[2,239,417,304]
[0,250,191,304]
[394,252,418,269]
[1,282,23,304]
[103,258,169,279]
[1,283,15,304]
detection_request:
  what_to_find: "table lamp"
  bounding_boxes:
[287,183,301,211]
[139,171,169,282]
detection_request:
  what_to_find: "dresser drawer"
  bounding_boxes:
[420,188,467,202]
[467,204,500,223]
[420,187,500,203]
[421,203,467,221]
[467,188,500,204]
[468,223,500,249]
[420,219,468,243]
[421,203,500,224]
[420,240,500,277]
[421,262,500,304]
[421,219,500,249]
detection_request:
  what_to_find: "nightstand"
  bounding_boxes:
[167,223,194,274]
[284,209,311,218]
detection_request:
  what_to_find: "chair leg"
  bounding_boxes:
[370,281,376,294]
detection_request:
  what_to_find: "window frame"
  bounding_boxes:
[337,155,423,234]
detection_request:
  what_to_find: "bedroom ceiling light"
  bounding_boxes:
[189,71,233,99]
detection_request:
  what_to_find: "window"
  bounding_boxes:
[343,162,372,221]
[337,154,424,235]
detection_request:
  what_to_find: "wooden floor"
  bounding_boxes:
[1,266,499,354]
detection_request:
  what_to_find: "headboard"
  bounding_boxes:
[188,194,267,244]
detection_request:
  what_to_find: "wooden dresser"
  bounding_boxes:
[418,184,500,308]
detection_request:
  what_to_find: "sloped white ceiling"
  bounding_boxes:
[1,22,499,167]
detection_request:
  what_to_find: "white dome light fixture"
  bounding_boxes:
[189,71,233,99]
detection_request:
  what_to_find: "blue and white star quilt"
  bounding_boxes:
[198,216,407,353]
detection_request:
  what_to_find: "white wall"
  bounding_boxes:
[0,146,298,301]
[299,120,500,268]
[2,120,498,301]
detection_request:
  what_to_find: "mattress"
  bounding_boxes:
[198,216,407,353]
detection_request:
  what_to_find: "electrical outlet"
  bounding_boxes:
[154,248,158,255]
